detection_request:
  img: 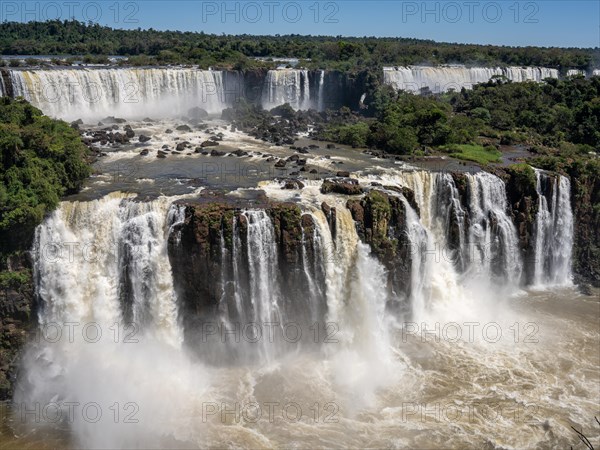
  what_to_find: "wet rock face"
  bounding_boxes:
[321,178,364,196]
[167,201,325,357]
[568,165,600,286]
[347,189,416,315]
[499,167,539,285]
[0,255,34,400]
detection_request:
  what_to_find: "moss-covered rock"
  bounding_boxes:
[492,164,539,284]
[0,257,34,400]
[321,179,364,195]
[347,188,417,314]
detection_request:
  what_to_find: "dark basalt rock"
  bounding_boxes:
[347,189,417,316]
[167,200,324,361]
[201,140,219,148]
[138,135,151,143]
[176,125,192,132]
[124,126,135,139]
[321,179,364,195]
[494,166,539,285]
[282,179,305,190]
[139,149,149,156]
[176,142,190,151]
[0,262,33,400]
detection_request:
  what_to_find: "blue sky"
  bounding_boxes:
[3,1,599,47]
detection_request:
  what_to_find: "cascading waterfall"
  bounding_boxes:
[383,65,559,93]
[532,170,574,286]
[465,172,522,282]
[33,192,184,346]
[317,70,325,112]
[12,169,576,373]
[5,68,242,120]
[357,170,524,295]
[262,69,313,110]
[14,166,579,447]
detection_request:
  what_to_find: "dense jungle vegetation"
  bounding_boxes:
[0,20,597,71]
[0,97,90,285]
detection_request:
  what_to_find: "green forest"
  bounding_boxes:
[316,75,600,160]
[0,20,597,71]
[0,97,90,277]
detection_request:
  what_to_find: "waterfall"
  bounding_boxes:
[383,65,559,94]
[243,210,283,323]
[5,68,242,120]
[532,170,573,286]
[15,169,579,446]
[356,170,524,295]
[465,172,522,282]
[33,192,184,346]
[317,70,325,111]
[262,69,312,110]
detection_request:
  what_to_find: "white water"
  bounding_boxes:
[465,171,522,282]
[32,192,184,346]
[262,69,313,110]
[533,170,574,286]
[383,65,559,93]
[317,70,325,112]
[12,167,587,449]
[6,68,242,120]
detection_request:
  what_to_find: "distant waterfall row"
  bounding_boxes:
[2,65,597,120]
[0,67,329,120]
[382,66,562,94]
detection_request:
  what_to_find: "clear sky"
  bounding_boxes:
[3,1,599,48]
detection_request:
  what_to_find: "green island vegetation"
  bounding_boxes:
[441,144,502,164]
[0,20,597,71]
[0,97,91,286]
[315,75,600,160]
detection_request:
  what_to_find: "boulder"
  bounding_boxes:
[188,107,209,121]
[282,180,305,190]
[321,179,363,195]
